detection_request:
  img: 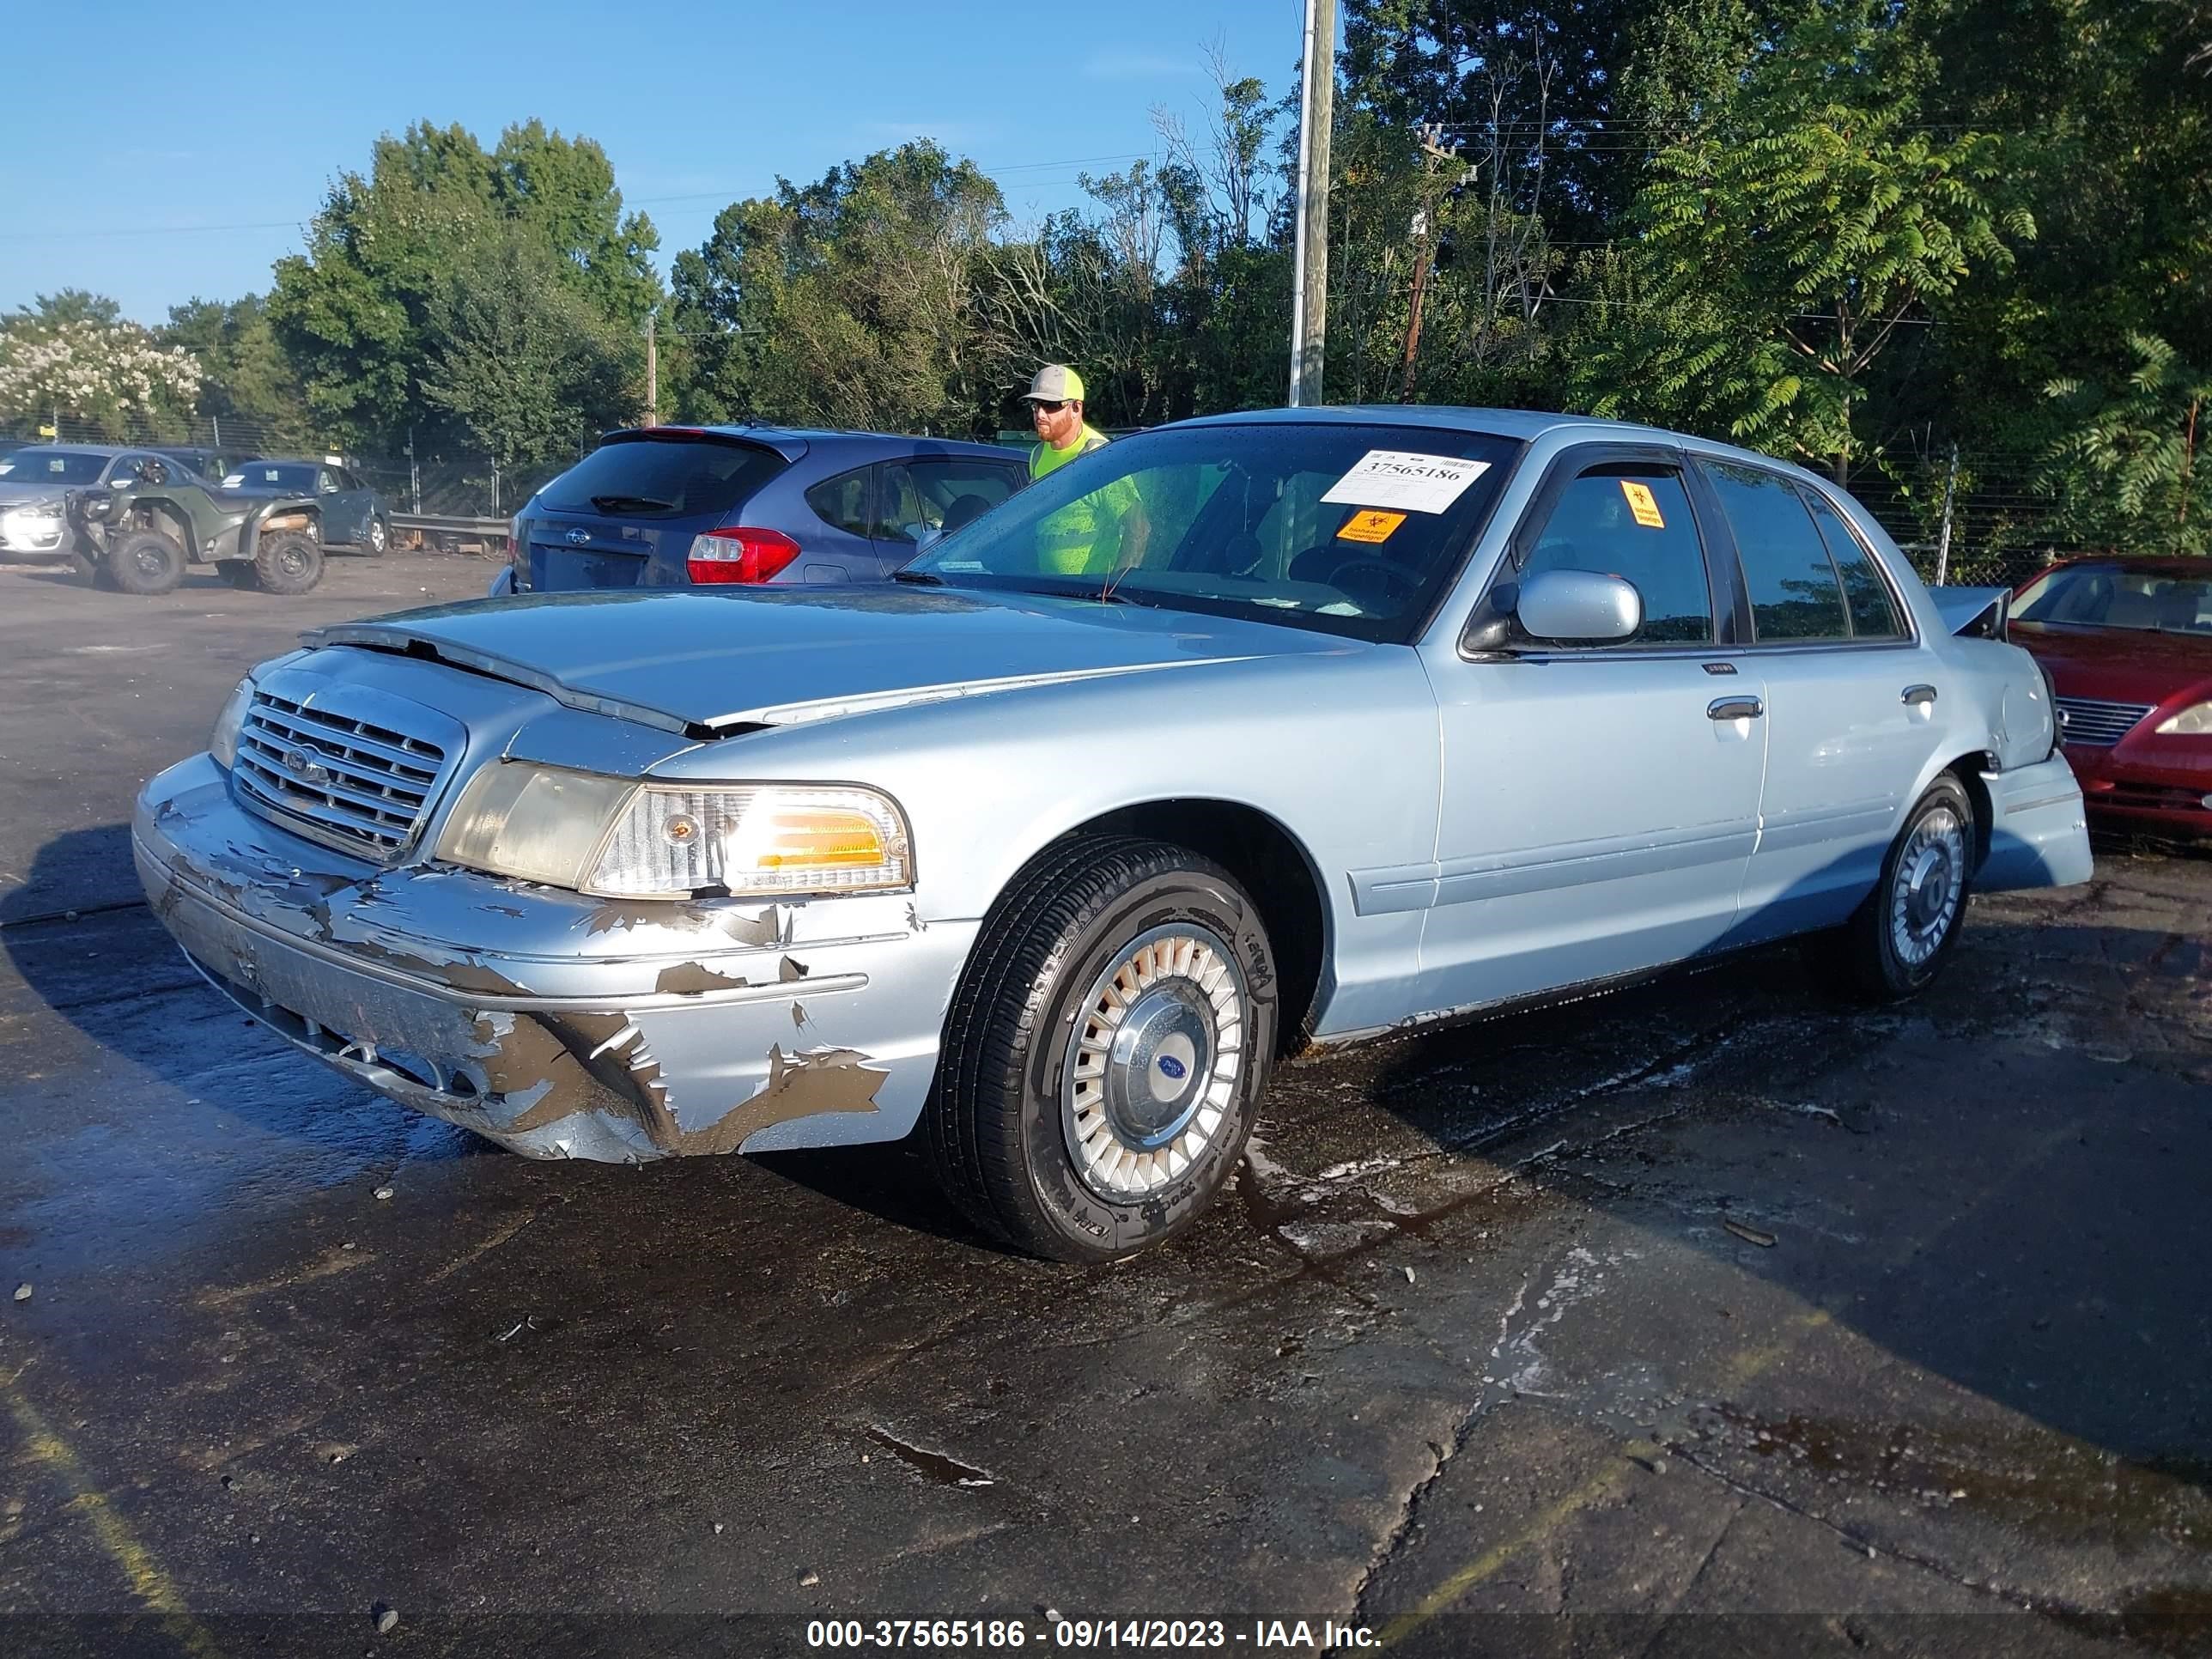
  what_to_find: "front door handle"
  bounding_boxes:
[1902,684,1938,708]
[1708,696,1765,721]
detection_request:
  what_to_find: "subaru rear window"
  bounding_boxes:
[544,437,788,520]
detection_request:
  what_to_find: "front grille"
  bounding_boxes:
[233,690,450,859]
[2055,696,2157,747]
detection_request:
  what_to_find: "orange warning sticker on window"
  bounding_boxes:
[1620,480,1665,528]
[1336,509,1407,544]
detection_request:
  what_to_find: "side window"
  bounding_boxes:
[316,468,342,495]
[1708,464,1850,642]
[1517,465,1714,644]
[876,459,1024,543]
[804,466,872,538]
[1801,488,1905,639]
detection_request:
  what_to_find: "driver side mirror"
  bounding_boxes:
[1462,568,1644,654]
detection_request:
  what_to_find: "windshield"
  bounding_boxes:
[0,449,108,486]
[2015,565,2212,635]
[229,462,316,490]
[904,421,1522,642]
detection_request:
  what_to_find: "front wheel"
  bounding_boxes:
[366,515,389,556]
[254,530,325,595]
[105,529,186,596]
[926,836,1279,1264]
[1805,775,1975,1002]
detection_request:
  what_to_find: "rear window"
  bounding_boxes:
[544,437,789,520]
[235,463,316,490]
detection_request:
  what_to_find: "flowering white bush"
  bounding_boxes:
[0,319,203,428]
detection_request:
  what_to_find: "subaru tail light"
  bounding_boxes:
[686,526,803,585]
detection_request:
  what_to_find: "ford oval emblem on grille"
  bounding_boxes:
[280,745,330,786]
[567,528,591,545]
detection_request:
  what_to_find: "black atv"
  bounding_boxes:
[64,457,329,596]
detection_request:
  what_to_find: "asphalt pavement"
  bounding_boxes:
[0,552,2207,1657]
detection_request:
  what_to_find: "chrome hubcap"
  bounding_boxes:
[1889,805,1964,966]
[1062,925,1246,1200]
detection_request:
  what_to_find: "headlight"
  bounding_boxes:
[2155,701,2212,736]
[434,763,913,899]
[19,502,62,521]
[210,677,256,770]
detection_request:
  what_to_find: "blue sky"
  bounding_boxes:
[0,0,1304,326]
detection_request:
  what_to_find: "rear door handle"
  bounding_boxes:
[1902,684,1938,708]
[1708,696,1764,721]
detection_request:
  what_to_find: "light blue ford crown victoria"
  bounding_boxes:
[134,409,2091,1261]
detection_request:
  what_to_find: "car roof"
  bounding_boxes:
[1171,404,1838,482]
[10,442,127,456]
[607,425,1018,463]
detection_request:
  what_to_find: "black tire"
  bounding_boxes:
[366,514,390,556]
[218,562,262,590]
[105,529,186,596]
[926,835,1279,1264]
[1805,775,1976,1003]
[253,530,325,595]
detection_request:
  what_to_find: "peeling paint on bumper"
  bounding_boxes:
[134,754,977,1162]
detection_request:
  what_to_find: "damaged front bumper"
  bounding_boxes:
[133,754,976,1162]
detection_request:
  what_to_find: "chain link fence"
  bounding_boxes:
[0,411,576,520]
[5,408,2105,586]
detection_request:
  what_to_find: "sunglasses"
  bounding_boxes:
[1029,399,1071,415]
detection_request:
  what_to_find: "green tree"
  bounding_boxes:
[2039,334,2211,557]
[669,143,1006,434]
[1566,1,2031,482]
[1903,0,2212,456]
[420,224,640,477]
[268,120,659,453]
[161,295,313,447]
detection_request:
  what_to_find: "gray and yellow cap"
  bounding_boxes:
[1020,363,1086,404]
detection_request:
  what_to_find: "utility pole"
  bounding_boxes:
[645,312,659,427]
[1399,125,1466,403]
[1288,0,1338,407]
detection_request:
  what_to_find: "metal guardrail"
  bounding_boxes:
[391,513,510,556]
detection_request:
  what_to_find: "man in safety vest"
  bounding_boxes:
[1021,364,1147,576]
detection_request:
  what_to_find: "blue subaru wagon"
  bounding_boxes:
[501,426,1027,593]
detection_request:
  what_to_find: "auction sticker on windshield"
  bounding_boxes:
[1321,450,1491,514]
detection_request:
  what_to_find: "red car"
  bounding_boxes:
[2011,557,2212,835]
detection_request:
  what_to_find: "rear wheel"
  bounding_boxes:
[1805,775,1975,1002]
[105,529,186,596]
[253,530,325,595]
[926,836,1279,1263]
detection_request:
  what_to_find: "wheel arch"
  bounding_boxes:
[241,499,320,559]
[1034,798,1332,1057]
[1943,753,1996,875]
[126,495,194,556]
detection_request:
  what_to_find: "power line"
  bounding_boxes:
[0,153,1165,244]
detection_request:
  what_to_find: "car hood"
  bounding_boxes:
[0,483,69,508]
[310,585,1356,732]
[2013,622,2212,707]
